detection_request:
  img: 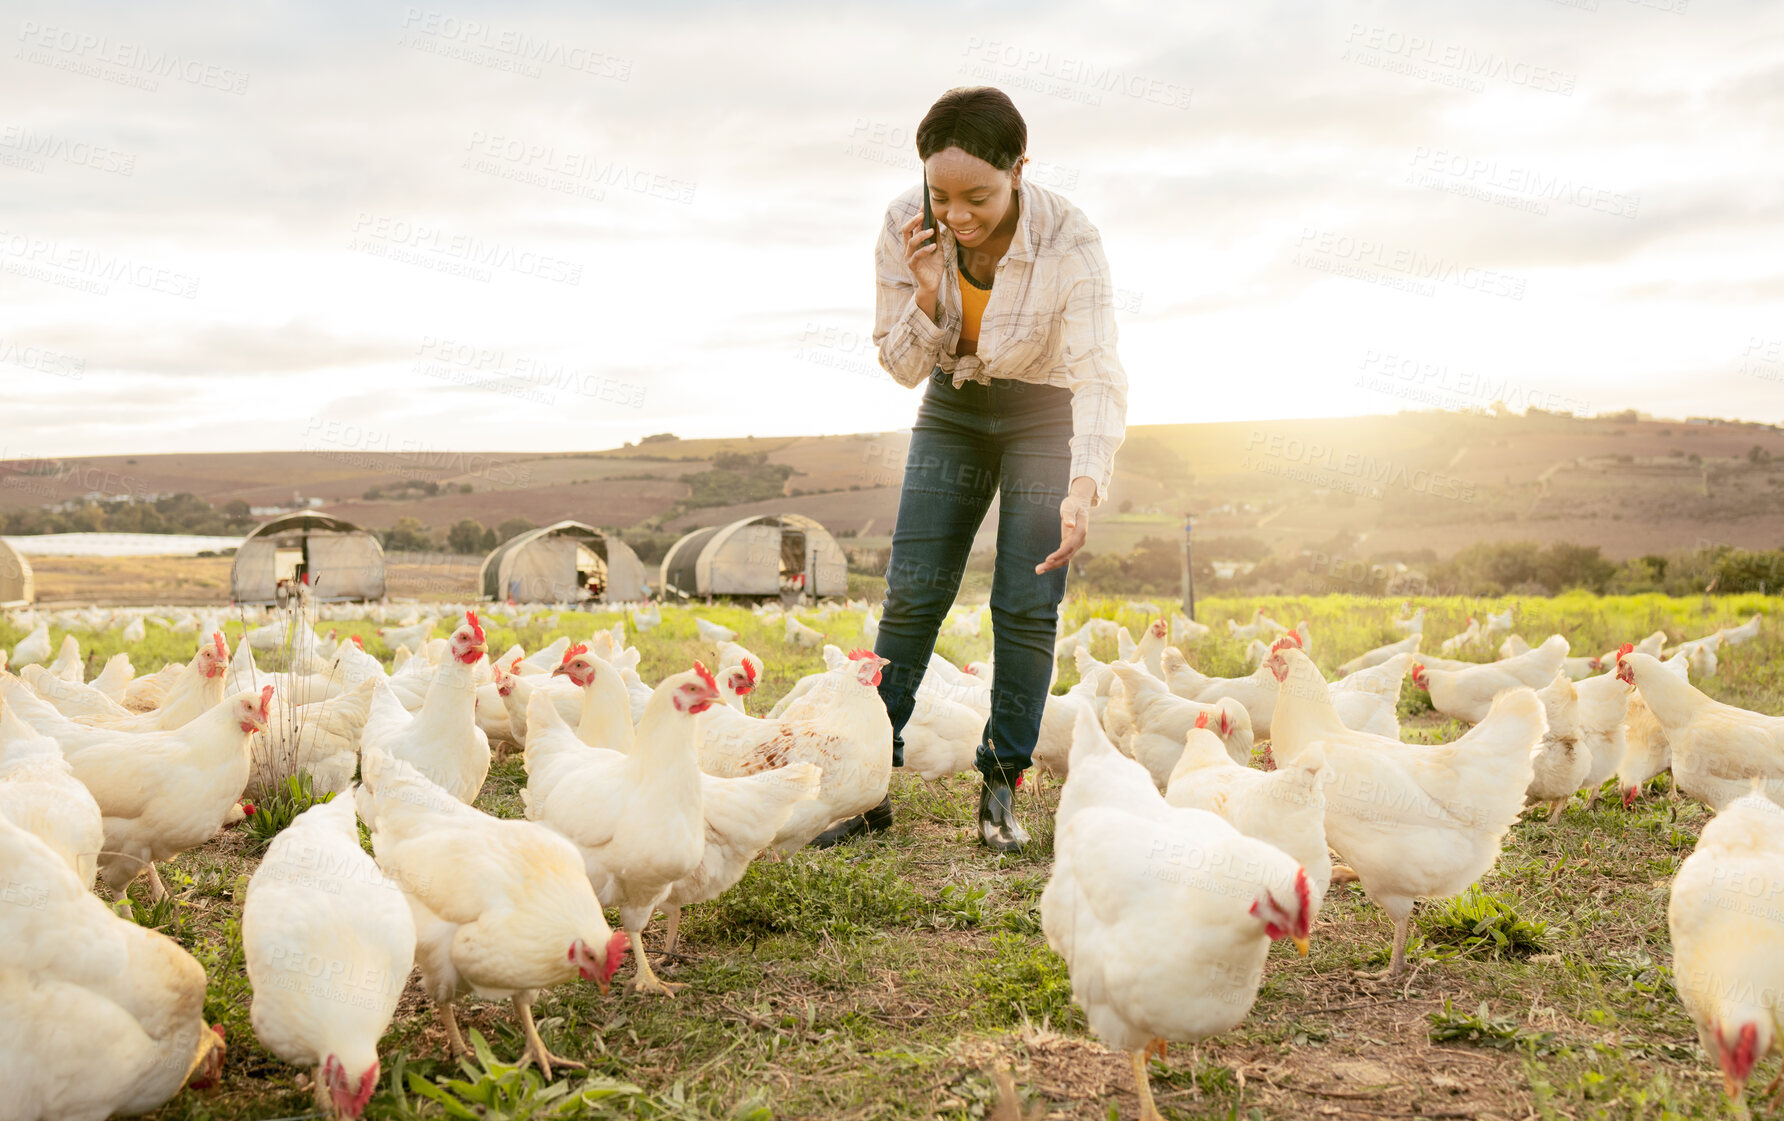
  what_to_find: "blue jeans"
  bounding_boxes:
[875,365,1074,782]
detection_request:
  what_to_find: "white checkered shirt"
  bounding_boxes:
[872,177,1129,507]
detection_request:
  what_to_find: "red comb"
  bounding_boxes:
[350,634,364,649]
[846,648,876,660]
[212,632,226,658]
[692,660,718,693]
[1195,710,1210,730]
[742,659,757,683]
[1220,710,1232,735]
[1618,642,1634,658]
[465,610,484,642]
[561,642,588,663]
[258,685,274,720]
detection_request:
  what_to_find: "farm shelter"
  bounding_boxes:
[659,513,848,599]
[230,513,385,604]
[480,521,647,604]
[0,538,33,606]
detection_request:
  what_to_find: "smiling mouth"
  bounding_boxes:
[953,225,980,239]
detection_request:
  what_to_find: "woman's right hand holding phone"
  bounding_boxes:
[901,211,944,299]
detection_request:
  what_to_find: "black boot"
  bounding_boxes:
[977,772,1029,853]
[809,794,894,848]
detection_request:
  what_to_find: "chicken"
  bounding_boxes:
[1337,633,1421,677]
[360,749,627,1078]
[785,615,826,648]
[1667,791,1784,1103]
[0,815,227,1120]
[715,641,765,708]
[359,612,491,806]
[1595,629,1666,672]
[1171,612,1209,643]
[47,634,84,682]
[1481,606,1515,642]
[3,676,271,900]
[1393,604,1425,634]
[1042,704,1312,1121]
[248,677,378,798]
[1265,645,1543,976]
[1438,616,1481,655]
[1105,662,1253,784]
[1618,651,1784,810]
[694,616,737,645]
[1411,635,1569,724]
[21,663,131,720]
[90,651,134,701]
[1226,609,1271,641]
[944,605,984,638]
[900,691,990,780]
[1131,618,1170,677]
[1330,652,1414,706]
[123,663,184,712]
[1031,667,1106,780]
[11,621,51,667]
[630,602,661,631]
[1166,719,1331,918]
[521,665,718,995]
[1572,665,1632,809]
[1243,638,1270,668]
[1718,613,1763,647]
[121,616,146,644]
[375,620,435,653]
[0,698,104,888]
[1615,650,1690,805]
[244,792,416,1119]
[83,631,231,732]
[658,762,823,954]
[1177,655,1285,738]
[1524,674,1586,822]
[698,650,895,852]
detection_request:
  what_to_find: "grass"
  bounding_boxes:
[2,592,1780,1118]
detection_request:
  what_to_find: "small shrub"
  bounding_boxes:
[1428,999,1557,1054]
[242,772,333,855]
[1418,886,1548,959]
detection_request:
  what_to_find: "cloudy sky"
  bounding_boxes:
[3,0,1780,460]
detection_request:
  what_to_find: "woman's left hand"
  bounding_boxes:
[1036,478,1097,574]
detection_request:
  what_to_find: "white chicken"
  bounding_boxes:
[1524,673,1586,822]
[1105,662,1254,783]
[694,616,738,645]
[698,650,894,851]
[1571,665,1631,808]
[84,631,231,732]
[1438,616,1482,655]
[1265,645,1543,976]
[1717,613,1763,647]
[899,691,990,780]
[0,815,227,1119]
[0,698,104,888]
[522,665,719,995]
[244,792,417,1119]
[1337,633,1422,677]
[47,634,84,682]
[1042,704,1312,1121]
[361,750,628,1079]
[360,612,491,806]
[3,677,271,900]
[11,621,51,667]
[1393,604,1425,634]
[1667,790,1784,1104]
[1171,612,1209,643]
[1618,651,1784,810]
[1615,650,1691,805]
[1166,719,1331,920]
[248,677,378,798]
[785,614,826,648]
[1411,635,1568,724]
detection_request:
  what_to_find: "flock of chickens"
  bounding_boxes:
[0,593,1779,1120]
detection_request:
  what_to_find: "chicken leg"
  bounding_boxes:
[629,929,684,995]
[436,998,469,1060]
[512,992,584,1080]
[146,864,170,903]
[662,905,683,956]
[1130,1047,1166,1121]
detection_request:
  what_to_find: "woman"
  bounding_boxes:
[816,86,1128,853]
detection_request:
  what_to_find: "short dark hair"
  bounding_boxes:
[916,86,1026,171]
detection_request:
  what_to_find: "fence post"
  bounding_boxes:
[1182,511,1195,620]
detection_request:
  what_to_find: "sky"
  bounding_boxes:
[2,0,1781,461]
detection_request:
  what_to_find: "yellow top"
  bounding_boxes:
[957,262,991,348]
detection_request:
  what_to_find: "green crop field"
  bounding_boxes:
[2,591,1779,1120]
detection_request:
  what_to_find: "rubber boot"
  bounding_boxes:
[809,794,893,848]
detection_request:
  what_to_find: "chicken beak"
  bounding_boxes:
[550,664,568,677]
[595,974,610,996]
[1724,1072,1743,1099]
[1293,936,1310,957]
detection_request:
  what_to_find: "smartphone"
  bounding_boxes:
[922,170,937,249]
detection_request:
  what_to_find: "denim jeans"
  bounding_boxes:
[874,365,1074,782]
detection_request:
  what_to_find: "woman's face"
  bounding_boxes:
[924,146,1021,249]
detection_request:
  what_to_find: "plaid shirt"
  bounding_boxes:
[872,177,1128,507]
